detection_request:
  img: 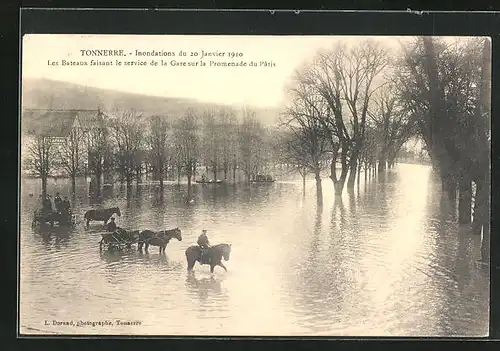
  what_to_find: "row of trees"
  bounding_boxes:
[278,37,490,239]
[24,107,276,200]
[278,40,415,202]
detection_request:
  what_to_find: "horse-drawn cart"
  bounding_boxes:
[32,209,76,227]
[99,229,139,251]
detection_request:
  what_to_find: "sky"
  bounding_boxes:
[21,34,480,108]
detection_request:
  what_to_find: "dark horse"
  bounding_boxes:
[32,210,75,227]
[138,228,182,254]
[185,243,232,273]
[84,207,121,227]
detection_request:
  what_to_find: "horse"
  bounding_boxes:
[138,228,182,254]
[32,210,75,227]
[185,243,232,273]
[84,207,121,227]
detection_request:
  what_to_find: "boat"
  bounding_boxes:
[195,179,224,184]
[250,175,276,183]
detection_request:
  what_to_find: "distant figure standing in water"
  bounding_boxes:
[61,197,71,212]
[54,192,62,212]
[42,195,52,214]
[198,229,211,263]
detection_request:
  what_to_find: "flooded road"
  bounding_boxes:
[19,164,489,336]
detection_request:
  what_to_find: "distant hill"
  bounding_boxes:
[21,77,283,126]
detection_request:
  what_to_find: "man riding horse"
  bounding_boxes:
[198,229,211,264]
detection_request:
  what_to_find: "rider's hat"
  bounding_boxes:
[202,229,207,233]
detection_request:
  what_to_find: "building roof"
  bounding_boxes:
[21,109,106,137]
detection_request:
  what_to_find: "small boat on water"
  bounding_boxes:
[250,174,276,183]
[195,179,224,184]
[250,179,276,183]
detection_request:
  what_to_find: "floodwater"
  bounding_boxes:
[19,164,489,336]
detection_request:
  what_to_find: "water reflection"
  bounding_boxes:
[20,165,489,336]
[185,274,224,301]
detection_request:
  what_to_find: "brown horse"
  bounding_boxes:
[84,207,121,227]
[138,228,182,254]
[185,243,231,273]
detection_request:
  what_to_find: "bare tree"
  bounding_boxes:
[56,127,84,193]
[336,40,389,187]
[109,109,143,190]
[147,115,170,190]
[293,41,389,194]
[86,124,110,196]
[282,76,331,201]
[238,108,266,182]
[25,135,55,198]
[218,107,238,181]
[368,82,415,172]
[173,108,200,200]
[296,47,348,196]
[201,109,222,181]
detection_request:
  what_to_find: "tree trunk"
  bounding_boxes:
[442,169,457,205]
[347,148,359,188]
[187,172,193,200]
[472,175,488,235]
[481,170,490,262]
[71,174,76,194]
[378,157,386,173]
[152,167,160,181]
[331,157,348,196]
[126,174,132,189]
[302,172,306,197]
[315,171,323,206]
[213,164,217,182]
[356,163,361,188]
[458,178,472,224]
[136,167,142,184]
[41,175,48,198]
[159,167,164,191]
[472,170,490,262]
[95,170,102,196]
